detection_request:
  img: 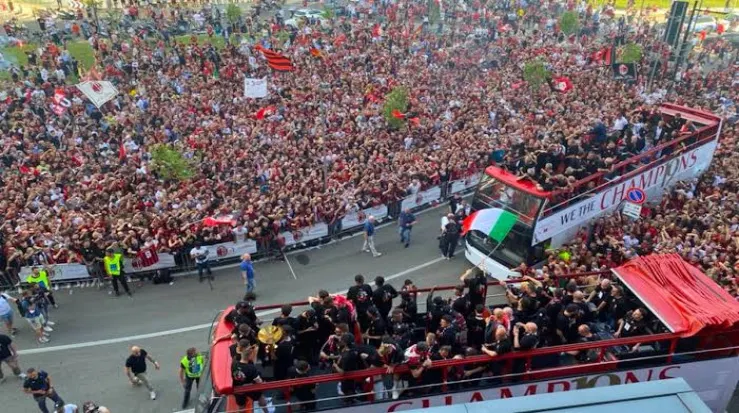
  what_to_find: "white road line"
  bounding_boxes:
[18,256,448,355]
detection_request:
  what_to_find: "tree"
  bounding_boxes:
[559,11,580,36]
[382,87,409,130]
[428,0,441,26]
[322,6,335,20]
[150,144,195,182]
[226,4,242,32]
[523,60,551,91]
[620,43,643,64]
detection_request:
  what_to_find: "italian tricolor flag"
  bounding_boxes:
[462,208,517,243]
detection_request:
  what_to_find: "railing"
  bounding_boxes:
[540,104,721,218]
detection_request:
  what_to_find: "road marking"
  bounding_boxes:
[18,256,448,355]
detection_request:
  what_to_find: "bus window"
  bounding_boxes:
[473,175,543,223]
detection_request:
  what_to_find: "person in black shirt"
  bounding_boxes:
[566,325,600,363]
[609,286,631,328]
[440,217,461,259]
[425,289,448,334]
[333,334,360,402]
[231,349,269,413]
[296,309,319,363]
[287,360,316,410]
[124,346,160,400]
[451,285,471,317]
[616,308,652,340]
[226,301,258,331]
[273,326,295,381]
[364,308,386,348]
[482,326,512,376]
[347,275,373,332]
[587,279,612,322]
[23,368,64,413]
[0,333,25,380]
[272,304,297,330]
[460,268,487,309]
[513,322,539,351]
[78,240,104,283]
[230,338,250,360]
[398,279,418,320]
[466,305,486,349]
[555,304,581,344]
[436,315,457,349]
[372,276,398,322]
[388,310,414,349]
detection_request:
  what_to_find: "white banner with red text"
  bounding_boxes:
[450,174,481,194]
[401,186,442,211]
[333,357,739,413]
[280,222,329,246]
[19,264,92,282]
[201,239,259,261]
[341,205,389,230]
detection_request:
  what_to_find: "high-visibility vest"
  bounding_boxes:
[104,254,123,276]
[26,270,50,290]
[181,354,204,378]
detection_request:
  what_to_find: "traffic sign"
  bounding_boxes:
[622,202,643,219]
[625,188,646,205]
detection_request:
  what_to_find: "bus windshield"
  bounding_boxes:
[466,222,540,267]
[471,173,545,225]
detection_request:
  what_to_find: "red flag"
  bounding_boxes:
[409,117,421,126]
[371,23,383,38]
[255,45,294,72]
[333,33,347,47]
[118,144,126,161]
[203,216,236,227]
[391,109,406,119]
[551,76,573,93]
[603,46,613,66]
[255,106,276,120]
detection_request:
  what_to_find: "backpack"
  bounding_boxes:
[152,269,173,285]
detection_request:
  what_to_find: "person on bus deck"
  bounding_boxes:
[378,338,404,399]
[272,304,297,331]
[225,300,258,331]
[425,289,448,334]
[347,274,373,332]
[482,326,513,376]
[466,304,487,349]
[372,276,398,323]
[436,315,458,350]
[389,310,415,350]
[231,347,269,413]
[566,324,601,363]
[513,322,540,351]
[461,348,486,388]
[587,279,612,321]
[400,341,433,398]
[571,291,594,323]
[615,308,652,347]
[319,323,350,368]
[332,334,360,403]
[287,360,316,411]
[273,326,295,381]
[555,304,582,344]
[364,308,387,348]
[459,268,487,309]
[451,285,471,317]
[216,323,256,346]
[230,338,251,360]
[296,308,319,364]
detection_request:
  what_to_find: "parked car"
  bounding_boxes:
[691,15,717,32]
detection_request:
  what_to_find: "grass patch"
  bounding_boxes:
[66,41,95,70]
[173,34,229,49]
[0,40,93,82]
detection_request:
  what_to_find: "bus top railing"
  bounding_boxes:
[539,104,721,217]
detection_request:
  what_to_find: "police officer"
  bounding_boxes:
[103,249,131,297]
[179,347,204,409]
[26,267,57,308]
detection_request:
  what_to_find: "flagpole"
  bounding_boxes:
[283,252,298,280]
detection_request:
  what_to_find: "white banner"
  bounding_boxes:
[123,251,176,274]
[450,173,481,194]
[19,264,91,282]
[341,205,389,229]
[76,80,119,108]
[244,77,268,98]
[335,357,739,413]
[281,223,329,246]
[401,186,442,211]
[533,139,718,245]
[203,239,258,260]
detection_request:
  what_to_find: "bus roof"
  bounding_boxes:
[483,165,552,198]
[612,254,739,336]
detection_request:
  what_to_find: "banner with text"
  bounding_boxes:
[450,174,482,194]
[341,205,389,230]
[401,186,442,211]
[532,139,718,245]
[19,264,91,282]
[203,239,258,260]
[337,357,739,413]
[281,222,329,246]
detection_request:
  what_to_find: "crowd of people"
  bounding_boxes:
[0,0,734,288]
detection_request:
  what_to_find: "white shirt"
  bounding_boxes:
[0,293,13,314]
[613,116,628,131]
[190,246,209,263]
[60,404,78,413]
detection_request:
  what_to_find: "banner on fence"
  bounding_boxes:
[401,186,442,211]
[341,205,389,229]
[203,239,259,260]
[124,249,177,274]
[19,264,91,282]
[450,174,481,194]
[281,223,329,246]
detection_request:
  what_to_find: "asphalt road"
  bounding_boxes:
[1,202,495,413]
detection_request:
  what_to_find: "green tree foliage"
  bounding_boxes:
[523,60,551,90]
[150,144,195,182]
[226,4,243,27]
[559,11,580,36]
[322,6,335,20]
[428,0,441,25]
[382,87,409,130]
[620,43,643,64]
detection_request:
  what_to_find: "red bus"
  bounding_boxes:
[192,254,739,413]
[465,103,723,277]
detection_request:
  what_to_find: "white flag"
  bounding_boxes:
[244,78,268,99]
[76,80,119,108]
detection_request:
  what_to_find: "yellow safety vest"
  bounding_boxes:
[104,254,123,276]
[27,270,50,290]
[181,354,204,378]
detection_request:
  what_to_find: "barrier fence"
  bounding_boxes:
[10,173,481,287]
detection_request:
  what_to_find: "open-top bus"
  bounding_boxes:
[465,103,723,277]
[192,254,739,413]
